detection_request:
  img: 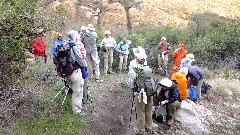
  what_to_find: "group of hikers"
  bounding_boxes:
[30,24,205,135]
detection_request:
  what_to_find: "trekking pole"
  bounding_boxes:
[51,86,65,102]
[61,88,69,105]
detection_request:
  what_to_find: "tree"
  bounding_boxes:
[108,0,142,30]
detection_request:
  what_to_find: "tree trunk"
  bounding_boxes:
[125,8,132,30]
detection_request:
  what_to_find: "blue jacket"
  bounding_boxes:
[51,39,66,57]
[115,41,129,55]
[186,65,204,86]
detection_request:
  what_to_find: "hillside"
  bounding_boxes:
[48,0,240,31]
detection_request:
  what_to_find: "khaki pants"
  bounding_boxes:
[167,100,181,117]
[135,95,153,134]
[119,54,128,71]
[196,78,204,100]
[86,51,100,79]
[103,49,113,74]
[158,54,168,70]
[67,69,84,114]
[82,78,88,103]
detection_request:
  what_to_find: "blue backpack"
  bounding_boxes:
[201,82,211,94]
[188,86,197,102]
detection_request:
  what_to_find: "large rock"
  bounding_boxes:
[175,100,215,135]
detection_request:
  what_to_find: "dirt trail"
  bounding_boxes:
[84,73,136,135]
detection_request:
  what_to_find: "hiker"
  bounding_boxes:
[82,24,101,82]
[170,67,188,100]
[31,28,46,64]
[100,30,117,75]
[157,37,170,74]
[116,38,130,72]
[158,78,182,125]
[172,44,187,68]
[180,54,195,68]
[185,65,204,101]
[80,26,87,43]
[128,46,153,135]
[67,30,87,116]
[51,33,66,57]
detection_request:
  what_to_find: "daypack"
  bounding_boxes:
[201,82,212,94]
[53,43,75,78]
[134,66,157,96]
[188,86,197,102]
[152,105,167,123]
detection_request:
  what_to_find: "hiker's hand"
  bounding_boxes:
[160,100,168,105]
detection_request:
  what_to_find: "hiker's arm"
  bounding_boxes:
[115,42,121,53]
[166,43,171,53]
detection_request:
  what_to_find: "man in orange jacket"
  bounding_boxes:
[172,44,187,68]
[170,67,188,100]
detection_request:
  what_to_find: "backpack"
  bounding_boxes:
[188,86,197,102]
[53,43,75,78]
[152,105,167,123]
[134,66,157,96]
[201,82,211,94]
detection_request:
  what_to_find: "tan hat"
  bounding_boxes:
[135,52,147,60]
[161,37,167,40]
[159,78,172,87]
[186,54,195,62]
[87,24,95,31]
[104,30,111,35]
[132,46,145,55]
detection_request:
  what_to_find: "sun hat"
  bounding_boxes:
[81,26,87,31]
[179,67,188,75]
[161,37,167,40]
[186,54,195,62]
[87,24,95,31]
[159,78,172,87]
[68,29,78,40]
[132,46,146,55]
[104,30,111,35]
[135,52,147,60]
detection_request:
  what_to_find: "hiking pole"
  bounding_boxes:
[51,86,65,102]
[61,88,69,105]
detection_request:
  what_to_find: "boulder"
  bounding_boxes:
[175,100,215,135]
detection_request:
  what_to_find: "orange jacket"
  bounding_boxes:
[170,71,188,99]
[172,44,187,68]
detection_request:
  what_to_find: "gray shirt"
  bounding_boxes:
[83,31,98,54]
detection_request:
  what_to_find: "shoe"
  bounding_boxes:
[95,78,103,83]
[77,112,86,117]
[107,71,114,74]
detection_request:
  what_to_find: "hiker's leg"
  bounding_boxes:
[145,96,153,132]
[123,54,128,70]
[196,78,204,100]
[103,51,108,74]
[109,49,113,72]
[119,54,123,72]
[82,78,88,104]
[167,101,180,117]
[135,95,145,134]
[86,53,93,77]
[68,69,84,114]
[92,51,100,79]
[163,54,168,70]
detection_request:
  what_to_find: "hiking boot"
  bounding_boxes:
[77,112,86,117]
[107,70,114,74]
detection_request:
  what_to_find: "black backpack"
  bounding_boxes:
[152,105,167,123]
[53,43,75,78]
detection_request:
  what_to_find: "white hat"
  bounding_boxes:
[81,26,87,31]
[133,46,146,55]
[161,37,167,41]
[159,78,172,87]
[87,24,95,31]
[104,30,111,35]
[135,52,147,60]
[37,28,44,33]
[186,54,195,62]
[68,30,78,41]
[179,67,188,75]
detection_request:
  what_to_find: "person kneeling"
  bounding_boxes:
[158,78,182,125]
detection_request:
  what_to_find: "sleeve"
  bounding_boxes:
[166,43,171,52]
[100,38,105,47]
[158,90,165,102]
[115,42,121,53]
[157,43,161,50]
[72,46,87,67]
[172,52,178,59]
[167,86,179,103]
[51,41,57,57]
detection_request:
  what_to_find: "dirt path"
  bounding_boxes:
[83,73,136,135]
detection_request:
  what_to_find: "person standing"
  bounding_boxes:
[157,37,170,73]
[116,38,129,73]
[51,33,66,57]
[101,30,117,75]
[83,24,101,82]
[172,44,187,68]
[128,46,153,135]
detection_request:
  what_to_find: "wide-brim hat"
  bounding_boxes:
[133,46,145,55]
[104,30,111,35]
[161,37,167,40]
[135,52,147,60]
[158,78,172,88]
[186,54,195,61]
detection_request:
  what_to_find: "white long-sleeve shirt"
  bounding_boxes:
[101,36,117,48]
